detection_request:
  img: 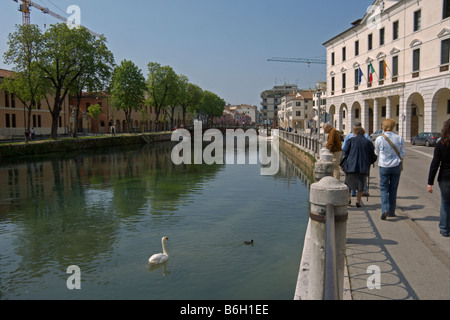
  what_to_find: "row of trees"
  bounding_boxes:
[2,23,225,139]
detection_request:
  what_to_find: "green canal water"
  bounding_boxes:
[0,141,311,300]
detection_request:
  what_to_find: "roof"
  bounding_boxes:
[0,69,13,78]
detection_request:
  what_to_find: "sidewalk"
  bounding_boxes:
[344,151,450,300]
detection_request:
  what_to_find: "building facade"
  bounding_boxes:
[323,0,450,139]
[260,84,299,127]
[0,69,70,139]
[278,91,315,131]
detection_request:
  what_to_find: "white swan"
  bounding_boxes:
[148,236,169,264]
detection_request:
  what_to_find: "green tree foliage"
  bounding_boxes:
[146,62,178,131]
[110,60,146,133]
[2,24,48,141]
[198,90,226,125]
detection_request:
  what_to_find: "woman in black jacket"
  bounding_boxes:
[342,126,378,208]
[427,119,450,237]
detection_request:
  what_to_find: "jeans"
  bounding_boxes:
[379,164,402,216]
[438,180,450,236]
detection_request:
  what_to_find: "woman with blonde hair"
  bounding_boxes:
[427,119,450,237]
[375,119,406,220]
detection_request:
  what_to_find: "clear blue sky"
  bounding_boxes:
[0,0,373,107]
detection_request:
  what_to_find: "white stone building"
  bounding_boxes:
[323,0,450,139]
[260,84,299,127]
[278,91,314,131]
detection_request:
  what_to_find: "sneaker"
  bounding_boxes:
[381,212,388,220]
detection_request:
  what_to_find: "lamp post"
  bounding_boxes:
[315,80,326,140]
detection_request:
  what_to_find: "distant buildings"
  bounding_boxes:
[217,104,259,125]
[323,0,450,138]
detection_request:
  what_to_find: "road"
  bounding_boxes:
[344,142,450,300]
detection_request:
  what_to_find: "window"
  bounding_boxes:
[442,38,450,64]
[4,92,9,108]
[355,108,360,119]
[33,115,37,128]
[296,111,301,117]
[379,60,385,79]
[444,0,450,19]
[12,114,16,128]
[355,40,359,56]
[414,10,421,32]
[413,48,421,71]
[342,47,346,61]
[392,56,399,76]
[380,27,385,46]
[5,114,10,128]
[354,68,359,86]
[331,52,335,65]
[368,33,373,50]
[11,94,15,108]
[331,76,335,92]
[393,21,399,40]
[342,73,346,89]
[382,106,386,117]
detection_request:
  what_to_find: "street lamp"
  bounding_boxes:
[315,80,326,140]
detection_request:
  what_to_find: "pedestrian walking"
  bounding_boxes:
[342,126,377,207]
[375,118,406,220]
[427,119,450,237]
[323,123,342,181]
[342,122,371,197]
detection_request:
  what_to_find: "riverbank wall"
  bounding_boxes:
[0,133,172,162]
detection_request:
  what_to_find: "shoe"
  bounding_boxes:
[356,202,361,208]
[348,199,351,205]
[440,231,450,237]
[381,212,388,220]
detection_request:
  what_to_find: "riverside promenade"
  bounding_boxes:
[343,143,449,300]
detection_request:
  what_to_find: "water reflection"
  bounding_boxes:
[0,141,311,300]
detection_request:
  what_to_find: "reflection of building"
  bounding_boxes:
[0,69,70,138]
[323,0,450,139]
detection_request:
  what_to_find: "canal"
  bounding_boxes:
[0,141,311,300]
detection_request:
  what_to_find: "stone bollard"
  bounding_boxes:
[314,148,334,182]
[308,176,348,300]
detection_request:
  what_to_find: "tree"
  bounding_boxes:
[2,24,48,142]
[198,91,226,126]
[68,33,114,138]
[110,60,146,133]
[146,62,178,131]
[87,104,104,133]
[37,23,110,139]
[178,80,203,128]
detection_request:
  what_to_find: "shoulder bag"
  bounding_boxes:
[382,133,403,171]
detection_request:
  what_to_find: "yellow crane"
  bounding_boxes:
[12,0,101,37]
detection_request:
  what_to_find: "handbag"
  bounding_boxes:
[382,133,403,171]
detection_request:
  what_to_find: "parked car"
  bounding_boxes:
[410,132,441,147]
[370,129,383,141]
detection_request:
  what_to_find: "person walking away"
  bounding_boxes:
[342,126,377,207]
[427,119,450,237]
[342,122,371,196]
[375,118,406,220]
[323,123,342,181]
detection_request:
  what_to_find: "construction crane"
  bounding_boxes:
[12,0,101,37]
[268,57,327,66]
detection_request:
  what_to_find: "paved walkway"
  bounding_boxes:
[344,144,450,300]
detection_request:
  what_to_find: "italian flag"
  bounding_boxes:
[369,63,375,83]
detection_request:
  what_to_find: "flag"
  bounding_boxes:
[383,60,387,79]
[358,68,364,85]
[369,63,375,83]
